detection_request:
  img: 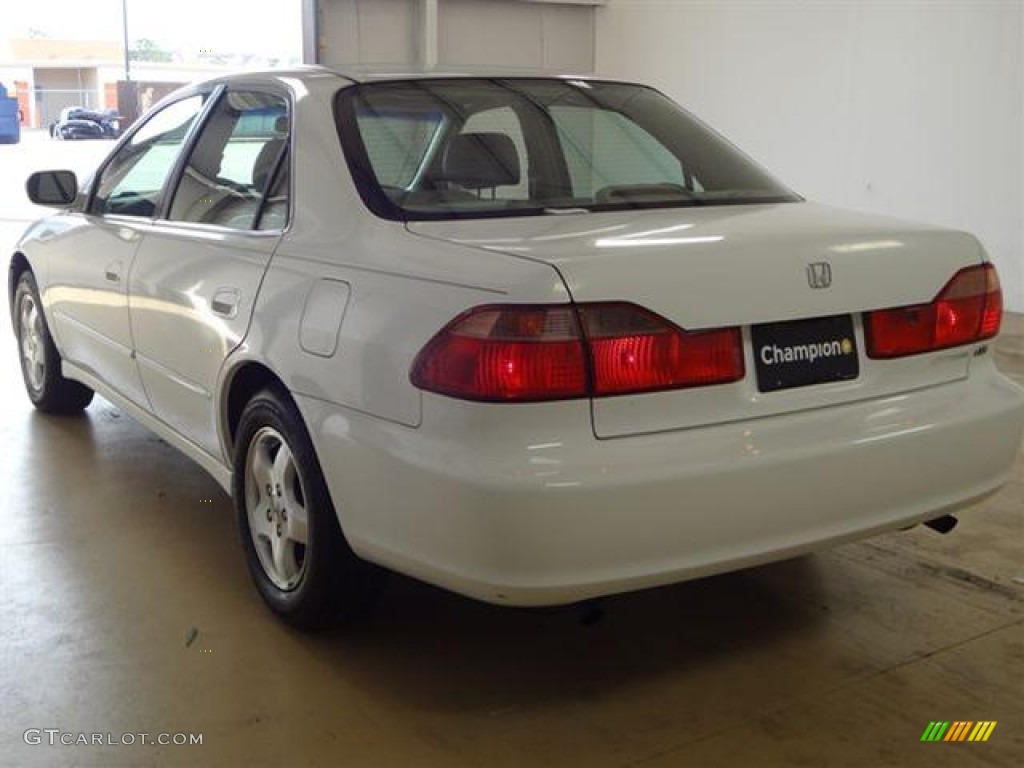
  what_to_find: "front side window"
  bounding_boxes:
[336,79,799,221]
[168,90,290,230]
[91,95,204,217]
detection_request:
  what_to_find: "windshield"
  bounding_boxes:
[335,78,800,221]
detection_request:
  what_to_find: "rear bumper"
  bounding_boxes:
[299,361,1024,606]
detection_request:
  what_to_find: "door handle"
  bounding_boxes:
[211,289,240,318]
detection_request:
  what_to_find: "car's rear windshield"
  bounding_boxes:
[335,78,800,221]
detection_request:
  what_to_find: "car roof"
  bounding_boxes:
[149,67,647,119]
[188,65,635,89]
[330,67,613,83]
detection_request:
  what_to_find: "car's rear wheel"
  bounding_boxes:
[14,272,94,413]
[233,387,383,629]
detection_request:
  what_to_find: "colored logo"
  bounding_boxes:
[921,721,996,742]
[759,338,854,366]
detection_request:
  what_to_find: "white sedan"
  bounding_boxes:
[11,68,1024,628]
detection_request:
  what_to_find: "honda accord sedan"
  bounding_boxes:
[10,68,1024,628]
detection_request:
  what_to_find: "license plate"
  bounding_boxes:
[751,314,859,392]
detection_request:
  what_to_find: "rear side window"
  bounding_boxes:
[91,95,204,217]
[168,90,290,231]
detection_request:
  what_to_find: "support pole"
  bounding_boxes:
[121,0,131,81]
[419,0,438,71]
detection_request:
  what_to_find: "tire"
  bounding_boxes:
[233,386,384,629]
[13,271,94,413]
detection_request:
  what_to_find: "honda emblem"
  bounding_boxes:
[806,262,832,289]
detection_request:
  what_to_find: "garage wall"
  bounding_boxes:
[595,0,1024,312]
[438,0,593,72]
[313,0,419,67]
[308,0,597,73]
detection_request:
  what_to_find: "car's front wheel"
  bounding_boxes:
[233,387,383,629]
[14,271,94,413]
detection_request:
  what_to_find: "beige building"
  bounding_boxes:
[0,38,224,129]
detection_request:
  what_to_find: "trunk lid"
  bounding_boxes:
[408,202,988,437]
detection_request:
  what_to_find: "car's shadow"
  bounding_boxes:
[297,555,828,714]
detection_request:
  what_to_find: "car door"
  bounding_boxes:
[128,87,290,458]
[47,94,207,408]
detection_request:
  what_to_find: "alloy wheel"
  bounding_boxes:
[19,293,46,392]
[244,426,309,590]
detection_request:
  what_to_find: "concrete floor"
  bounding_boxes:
[1,136,1022,767]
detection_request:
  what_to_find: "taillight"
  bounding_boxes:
[410,303,744,402]
[865,264,1002,359]
[410,306,587,401]
[578,303,744,396]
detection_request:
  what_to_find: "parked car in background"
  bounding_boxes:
[49,107,121,140]
[10,68,1024,629]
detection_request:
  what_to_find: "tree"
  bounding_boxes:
[129,38,174,63]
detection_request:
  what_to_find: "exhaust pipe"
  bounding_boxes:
[924,514,958,534]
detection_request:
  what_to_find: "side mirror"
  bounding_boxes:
[26,170,78,207]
